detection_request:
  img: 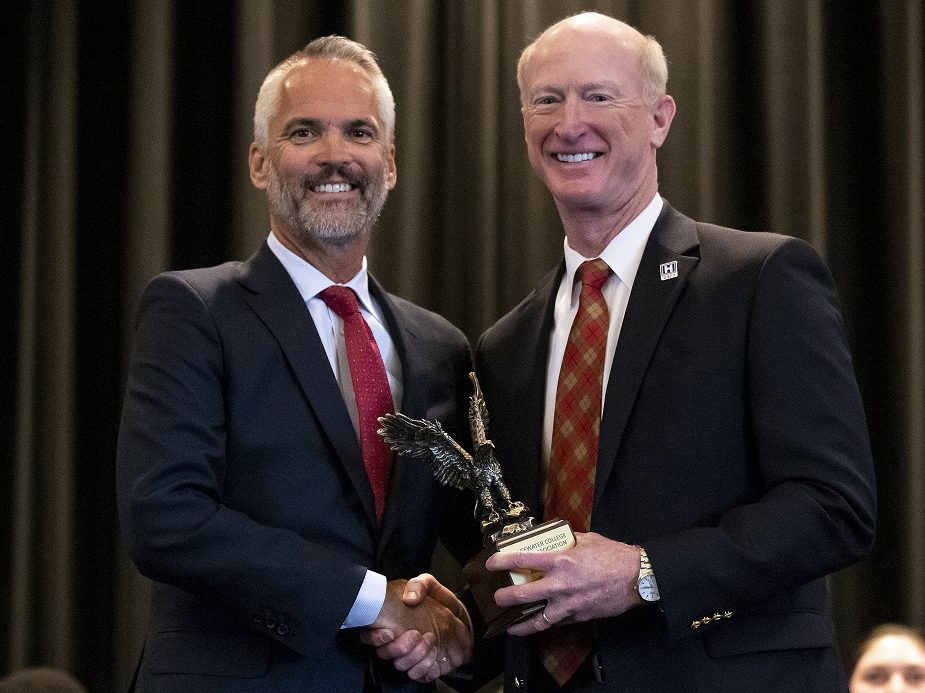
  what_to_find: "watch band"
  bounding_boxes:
[635,546,660,602]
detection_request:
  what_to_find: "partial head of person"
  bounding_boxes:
[248,35,397,264]
[516,12,676,251]
[851,624,925,692]
[0,667,87,693]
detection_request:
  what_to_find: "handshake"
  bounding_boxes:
[358,531,650,683]
[361,574,472,683]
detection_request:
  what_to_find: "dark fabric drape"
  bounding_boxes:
[4,1,923,691]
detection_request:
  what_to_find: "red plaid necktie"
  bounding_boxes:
[320,286,394,519]
[541,258,611,686]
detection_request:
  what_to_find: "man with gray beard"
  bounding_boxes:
[117,36,479,693]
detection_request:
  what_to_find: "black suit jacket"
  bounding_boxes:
[475,203,876,692]
[117,243,479,692]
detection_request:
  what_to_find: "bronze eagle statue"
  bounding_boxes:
[377,372,532,542]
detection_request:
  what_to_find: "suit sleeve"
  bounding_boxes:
[646,237,876,642]
[116,273,365,658]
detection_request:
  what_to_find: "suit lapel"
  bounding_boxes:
[237,244,378,525]
[498,266,563,516]
[593,204,700,507]
[369,280,423,420]
[368,278,438,544]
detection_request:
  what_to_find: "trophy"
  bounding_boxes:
[378,373,574,638]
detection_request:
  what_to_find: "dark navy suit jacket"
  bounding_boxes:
[475,203,876,692]
[117,242,479,692]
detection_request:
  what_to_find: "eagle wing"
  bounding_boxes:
[377,412,475,491]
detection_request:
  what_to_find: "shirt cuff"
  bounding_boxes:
[341,570,387,629]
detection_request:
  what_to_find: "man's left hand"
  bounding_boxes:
[485,531,642,636]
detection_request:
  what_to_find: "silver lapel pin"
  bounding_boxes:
[659,261,678,281]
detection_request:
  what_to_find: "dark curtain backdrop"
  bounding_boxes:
[3,1,923,692]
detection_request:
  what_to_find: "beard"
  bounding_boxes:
[265,160,390,247]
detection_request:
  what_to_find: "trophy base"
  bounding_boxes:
[462,519,575,638]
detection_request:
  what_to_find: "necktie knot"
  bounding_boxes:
[319,285,361,318]
[577,258,611,291]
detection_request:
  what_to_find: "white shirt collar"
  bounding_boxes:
[266,231,375,310]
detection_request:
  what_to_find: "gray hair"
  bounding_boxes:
[253,35,396,146]
[516,14,668,108]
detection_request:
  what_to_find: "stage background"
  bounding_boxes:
[2,1,922,691]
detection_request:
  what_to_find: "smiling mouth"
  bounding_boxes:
[555,152,600,163]
[311,182,355,193]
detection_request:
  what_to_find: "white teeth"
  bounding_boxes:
[313,183,353,193]
[556,152,597,162]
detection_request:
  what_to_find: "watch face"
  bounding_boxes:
[638,574,660,602]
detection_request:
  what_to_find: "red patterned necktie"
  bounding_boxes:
[541,258,612,686]
[320,286,394,519]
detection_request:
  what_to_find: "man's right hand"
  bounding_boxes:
[361,577,473,682]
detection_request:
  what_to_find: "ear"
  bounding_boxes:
[650,95,676,149]
[385,144,397,190]
[249,141,269,189]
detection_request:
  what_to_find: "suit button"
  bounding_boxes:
[276,623,290,636]
[251,614,265,625]
[265,617,277,629]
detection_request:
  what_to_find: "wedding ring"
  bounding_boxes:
[439,656,449,663]
[541,610,552,627]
